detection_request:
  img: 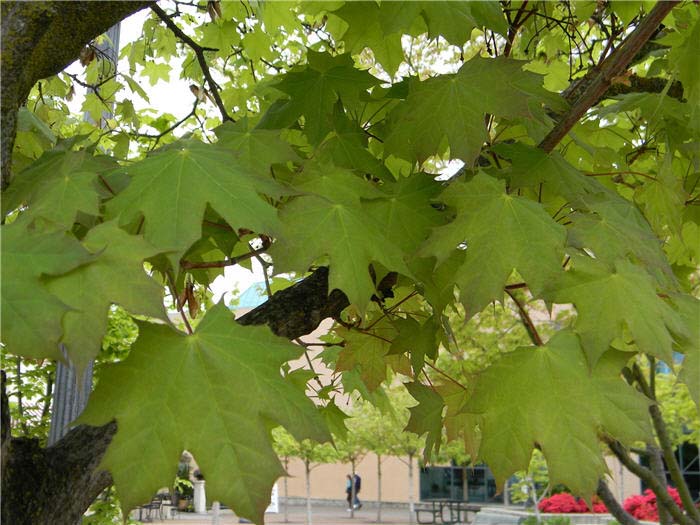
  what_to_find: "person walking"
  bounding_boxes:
[353,473,362,509]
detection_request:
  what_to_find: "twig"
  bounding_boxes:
[538,1,679,153]
[167,272,193,335]
[505,289,543,346]
[180,237,271,270]
[424,362,467,391]
[151,4,233,123]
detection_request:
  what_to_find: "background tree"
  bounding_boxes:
[273,428,338,525]
[2,1,699,525]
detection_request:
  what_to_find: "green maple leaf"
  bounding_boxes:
[548,256,684,366]
[3,149,117,227]
[405,382,444,460]
[384,56,562,165]
[421,172,566,317]
[568,192,676,289]
[214,118,299,174]
[46,222,167,373]
[493,143,601,199]
[1,220,92,359]
[365,174,445,254]
[271,169,409,310]
[332,3,405,77]
[390,316,440,375]
[668,16,700,132]
[335,326,393,392]
[106,139,287,264]
[316,105,392,181]
[271,51,379,144]
[79,304,329,523]
[466,331,652,497]
[420,1,507,43]
[672,294,700,412]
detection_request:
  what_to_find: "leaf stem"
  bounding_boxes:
[151,4,232,123]
[505,288,543,346]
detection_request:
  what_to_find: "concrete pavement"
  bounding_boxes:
[135,502,415,525]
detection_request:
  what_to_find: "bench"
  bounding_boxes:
[415,500,481,525]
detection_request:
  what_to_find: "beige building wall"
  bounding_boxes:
[280,454,419,504]
[277,454,640,505]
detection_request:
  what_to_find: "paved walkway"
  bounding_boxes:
[137,503,414,525]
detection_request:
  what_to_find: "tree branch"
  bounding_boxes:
[596,478,639,525]
[151,4,232,123]
[0,1,153,191]
[632,364,700,524]
[505,289,543,346]
[538,1,679,153]
[606,439,694,525]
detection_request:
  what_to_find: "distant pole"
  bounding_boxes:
[48,23,121,449]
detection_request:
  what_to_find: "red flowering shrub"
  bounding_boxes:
[623,488,683,522]
[538,493,608,514]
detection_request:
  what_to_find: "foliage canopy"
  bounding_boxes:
[2,1,699,523]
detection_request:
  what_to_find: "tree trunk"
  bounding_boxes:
[283,456,289,523]
[350,459,357,519]
[305,459,312,525]
[377,454,382,523]
[408,453,415,525]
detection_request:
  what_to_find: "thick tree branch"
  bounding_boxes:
[606,439,694,525]
[0,1,153,190]
[597,478,639,525]
[151,4,232,123]
[538,1,679,153]
[632,364,700,524]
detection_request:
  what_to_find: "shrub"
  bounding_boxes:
[538,493,608,514]
[622,488,683,522]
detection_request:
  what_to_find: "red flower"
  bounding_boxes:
[622,488,683,521]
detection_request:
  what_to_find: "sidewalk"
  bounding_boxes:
[139,502,414,525]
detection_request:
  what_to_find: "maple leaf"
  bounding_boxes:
[568,191,676,289]
[3,149,117,227]
[271,51,379,144]
[331,2,405,77]
[405,382,444,460]
[106,139,288,265]
[335,325,393,392]
[1,220,92,360]
[390,316,440,375]
[671,294,700,412]
[547,256,684,366]
[214,118,299,174]
[421,172,566,317]
[364,173,445,254]
[46,222,167,373]
[466,331,652,497]
[271,166,410,311]
[79,304,329,523]
[384,56,563,165]
[420,1,508,43]
[316,105,392,181]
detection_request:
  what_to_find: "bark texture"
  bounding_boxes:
[0,1,152,190]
